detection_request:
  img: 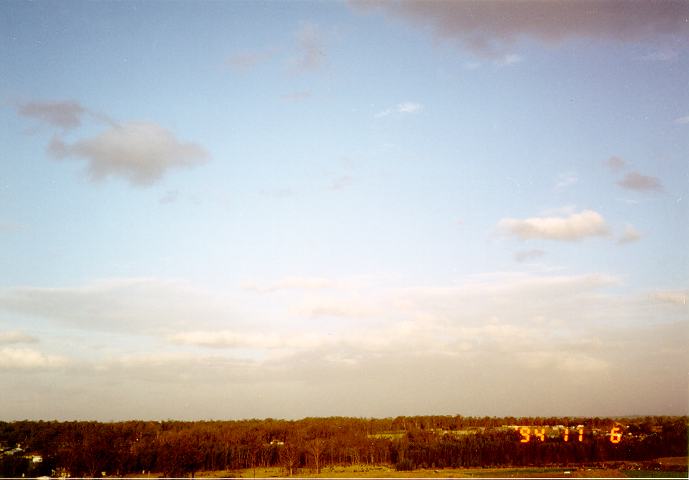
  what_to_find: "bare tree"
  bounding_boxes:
[306,438,325,474]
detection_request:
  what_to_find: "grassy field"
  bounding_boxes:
[622,472,686,478]
[133,458,688,479]
[186,464,689,478]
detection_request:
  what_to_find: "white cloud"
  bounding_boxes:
[48,122,209,186]
[617,224,641,244]
[617,171,663,192]
[674,115,689,125]
[0,331,38,344]
[0,347,67,370]
[354,1,689,58]
[498,209,609,241]
[396,102,422,113]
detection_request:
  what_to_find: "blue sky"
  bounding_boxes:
[0,0,687,420]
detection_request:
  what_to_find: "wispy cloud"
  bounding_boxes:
[674,115,689,125]
[0,278,234,333]
[168,330,329,351]
[0,222,23,234]
[159,189,180,205]
[0,347,67,370]
[375,101,423,118]
[639,50,678,62]
[281,90,312,102]
[516,350,608,373]
[329,175,354,191]
[226,49,275,72]
[514,249,545,262]
[554,172,578,191]
[292,23,327,72]
[260,187,296,199]
[498,209,608,241]
[617,172,663,192]
[354,1,689,58]
[651,290,688,306]
[494,53,523,67]
[49,122,209,186]
[0,331,38,345]
[241,276,336,293]
[617,224,641,245]
[605,155,626,171]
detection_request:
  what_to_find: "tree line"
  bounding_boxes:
[0,416,686,477]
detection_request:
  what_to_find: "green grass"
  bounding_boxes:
[220,465,627,478]
[624,470,687,478]
[140,464,689,479]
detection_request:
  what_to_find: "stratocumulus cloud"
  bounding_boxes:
[617,172,664,192]
[498,209,608,241]
[0,331,38,345]
[16,100,87,130]
[2,272,687,418]
[168,330,329,350]
[0,278,233,332]
[48,122,208,186]
[652,290,688,306]
[354,0,689,57]
[0,347,66,370]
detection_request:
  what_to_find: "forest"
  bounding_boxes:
[0,416,686,477]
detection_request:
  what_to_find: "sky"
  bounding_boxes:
[0,0,687,421]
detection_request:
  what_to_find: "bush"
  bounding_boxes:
[395,458,415,471]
